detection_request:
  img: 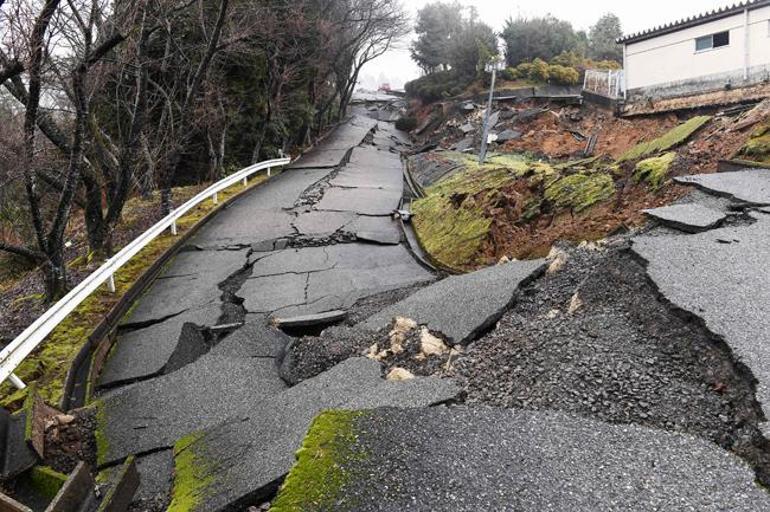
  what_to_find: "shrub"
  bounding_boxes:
[548,64,580,85]
[499,67,520,81]
[530,58,550,82]
[405,70,472,103]
[395,116,418,132]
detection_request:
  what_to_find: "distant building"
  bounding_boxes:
[378,83,392,93]
[618,0,770,101]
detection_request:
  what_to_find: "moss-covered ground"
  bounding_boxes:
[272,410,366,512]
[737,122,770,165]
[618,116,712,162]
[1,176,269,410]
[411,152,614,271]
[633,152,677,189]
[167,431,213,512]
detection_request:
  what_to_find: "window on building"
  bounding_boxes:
[695,31,730,52]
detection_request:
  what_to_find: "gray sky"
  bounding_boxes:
[359,0,735,89]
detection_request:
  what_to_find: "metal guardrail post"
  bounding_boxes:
[213,192,218,205]
[107,274,116,293]
[170,220,178,236]
[9,373,25,390]
[242,177,248,187]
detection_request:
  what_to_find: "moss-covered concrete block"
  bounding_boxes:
[619,116,711,162]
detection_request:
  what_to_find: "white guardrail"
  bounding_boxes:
[1,157,290,390]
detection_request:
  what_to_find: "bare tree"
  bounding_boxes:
[0,0,124,299]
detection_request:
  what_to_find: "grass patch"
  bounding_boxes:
[1,176,269,410]
[618,116,712,162]
[168,431,213,512]
[544,172,616,212]
[272,410,366,512]
[634,152,677,189]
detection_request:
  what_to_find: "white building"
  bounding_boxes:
[618,0,770,100]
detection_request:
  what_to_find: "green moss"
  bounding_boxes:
[634,152,677,189]
[272,410,365,512]
[411,152,558,270]
[28,466,68,499]
[618,116,712,162]
[22,382,38,441]
[544,172,616,212]
[737,123,770,164]
[93,401,110,467]
[168,431,213,512]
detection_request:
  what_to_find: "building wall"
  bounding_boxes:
[625,5,770,95]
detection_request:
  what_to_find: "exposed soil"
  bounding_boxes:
[480,182,689,262]
[454,241,770,486]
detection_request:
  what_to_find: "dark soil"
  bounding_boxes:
[43,406,98,474]
[454,241,770,486]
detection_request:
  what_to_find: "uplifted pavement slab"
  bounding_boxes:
[288,149,351,170]
[675,169,770,206]
[100,305,221,388]
[241,244,434,316]
[292,211,401,243]
[633,216,770,434]
[168,358,458,512]
[208,319,290,359]
[316,186,403,216]
[643,203,728,233]
[273,407,770,512]
[121,249,247,326]
[364,259,545,345]
[191,208,295,248]
[96,354,287,466]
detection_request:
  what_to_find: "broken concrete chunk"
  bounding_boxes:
[460,123,475,134]
[167,358,459,512]
[386,367,415,381]
[363,259,545,345]
[496,129,522,142]
[675,169,770,206]
[273,407,770,511]
[420,328,448,357]
[643,203,728,233]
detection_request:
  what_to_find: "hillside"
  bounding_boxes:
[402,95,769,271]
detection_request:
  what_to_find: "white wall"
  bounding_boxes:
[625,5,770,91]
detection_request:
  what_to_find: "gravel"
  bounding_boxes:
[454,241,770,485]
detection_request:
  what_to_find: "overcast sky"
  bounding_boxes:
[359,0,735,89]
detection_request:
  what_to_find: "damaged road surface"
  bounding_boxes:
[92,111,457,511]
[90,98,770,512]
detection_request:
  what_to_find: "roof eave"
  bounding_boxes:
[617,0,770,45]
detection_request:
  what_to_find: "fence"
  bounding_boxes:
[0,157,290,390]
[583,69,625,99]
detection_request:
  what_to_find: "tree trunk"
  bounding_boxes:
[43,246,67,301]
[83,178,109,256]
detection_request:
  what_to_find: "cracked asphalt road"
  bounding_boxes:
[93,111,444,510]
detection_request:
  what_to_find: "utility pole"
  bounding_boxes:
[479,56,505,164]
